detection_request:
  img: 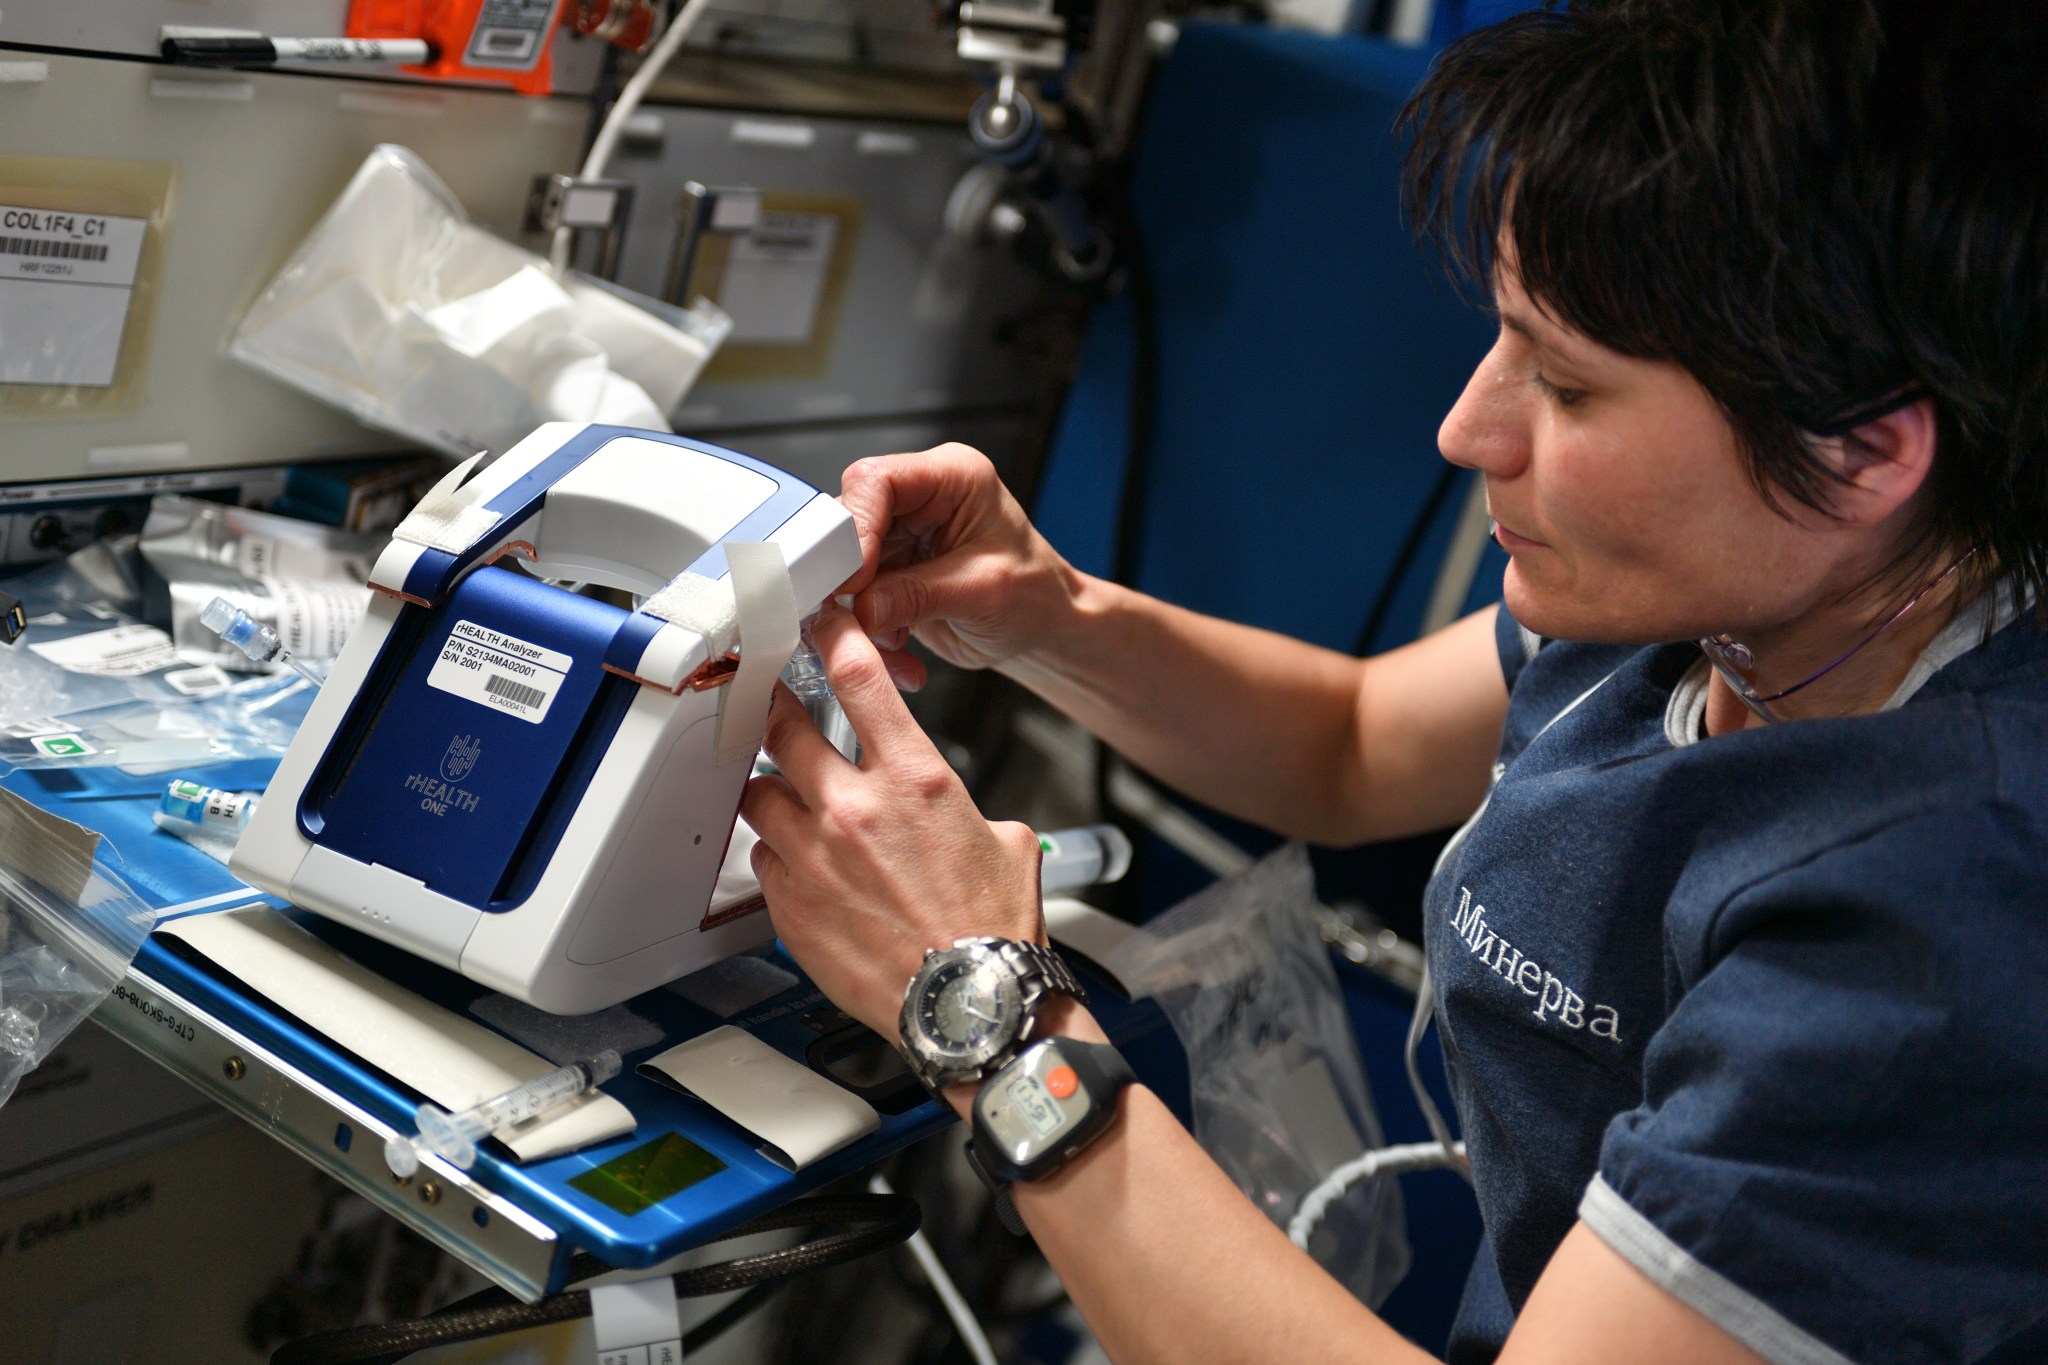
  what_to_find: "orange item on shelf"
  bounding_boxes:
[345,0,568,96]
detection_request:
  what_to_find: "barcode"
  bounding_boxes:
[0,236,108,262]
[485,673,546,710]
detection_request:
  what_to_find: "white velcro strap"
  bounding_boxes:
[640,571,740,658]
[718,542,800,767]
[589,1280,683,1365]
[393,452,504,554]
[638,1026,880,1171]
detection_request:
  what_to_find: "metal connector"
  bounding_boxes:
[663,183,763,306]
[527,173,636,280]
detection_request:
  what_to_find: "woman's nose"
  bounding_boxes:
[1439,341,1531,478]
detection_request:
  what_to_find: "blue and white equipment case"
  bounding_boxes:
[232,423,860,1014]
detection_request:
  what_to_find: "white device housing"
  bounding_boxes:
[231,423,861,1014]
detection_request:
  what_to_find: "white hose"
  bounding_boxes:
[549,0,718,274]
[869,1174,999,1365]
[1287,1140,1467,1251]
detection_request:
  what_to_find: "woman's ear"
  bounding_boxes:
[1816,397,1938,527]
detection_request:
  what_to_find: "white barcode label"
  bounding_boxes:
[464,0,559,69]
[0,205,149,387]
[27,623,179,677]
[426,619,571,724]
[0,236,109,263]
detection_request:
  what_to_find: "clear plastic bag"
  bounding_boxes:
[228,145,732,457]
[0,524,319,772]
[1107,842,1411,1307]
[0,672,312,773]
[0,788,157,1112]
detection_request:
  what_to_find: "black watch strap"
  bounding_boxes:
[963,1140,1031,1237]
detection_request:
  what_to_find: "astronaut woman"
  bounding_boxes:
[741,4,2048,1362]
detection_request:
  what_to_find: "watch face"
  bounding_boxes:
[976,1039,1088,1169]
[907,945,1024,1075]
[926,961,1005,1049]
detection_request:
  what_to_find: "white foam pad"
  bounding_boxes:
[638,1026,879,1170]
[162,907,635,1162]
[393,452,503,554]
[718,542,800,767]
[640,571,740,658]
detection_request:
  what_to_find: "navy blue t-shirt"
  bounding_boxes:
[1425,599,2048,1365]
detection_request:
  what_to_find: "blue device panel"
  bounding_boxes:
[0,759,1170,1291]
[314,567,629,909]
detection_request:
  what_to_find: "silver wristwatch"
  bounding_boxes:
[898,937,1087,1090]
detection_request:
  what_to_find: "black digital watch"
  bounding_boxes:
[963,1035,1134,1234]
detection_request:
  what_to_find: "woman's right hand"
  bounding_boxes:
[837,443,1082,691]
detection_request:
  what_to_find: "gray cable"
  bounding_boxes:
[1404,965,1471,1185]
[1288,1140,1466,1249]
[869,1174,998,1365]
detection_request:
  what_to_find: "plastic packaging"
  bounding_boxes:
[0,671,313,774]
[137,494,380,672]
[383,1051,622,1177]
[228,145,732,457]
[1036,824,1133,893]
[0,535,315,772]
[1107,843,1410,1307]
[0,789,158,1113]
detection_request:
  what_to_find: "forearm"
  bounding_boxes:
[998,572,1376,843]
[956,1004,1433,1365]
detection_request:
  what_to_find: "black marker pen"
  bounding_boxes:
[160,35,436,67]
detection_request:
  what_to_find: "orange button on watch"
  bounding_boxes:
[1045,1065,1080,1099]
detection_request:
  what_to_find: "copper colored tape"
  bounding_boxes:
[684,654,742,692]
[369,582,432,607]
[482,541,539,568]
[368,540,537,609]
[598,652,741,694]
[699,894,767,932]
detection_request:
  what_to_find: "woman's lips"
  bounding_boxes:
[1491,518,1547,552]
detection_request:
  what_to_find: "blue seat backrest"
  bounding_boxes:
[1035,23,1500,652]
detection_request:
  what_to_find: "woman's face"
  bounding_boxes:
[1439,263,1860,646]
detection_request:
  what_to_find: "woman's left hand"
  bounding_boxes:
[740,603,1045,1039]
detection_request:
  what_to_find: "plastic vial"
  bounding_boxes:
[201,596,323,685]
[158,779,258,834]
[783,630,859,762]
[1036,824,1135,893]
[384,1051,622,1178]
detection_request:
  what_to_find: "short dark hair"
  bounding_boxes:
[1400,0,2048,606]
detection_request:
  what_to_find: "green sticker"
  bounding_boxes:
[30,734,93,758]
[569,1133,726,1216]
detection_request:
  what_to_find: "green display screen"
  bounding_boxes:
[569,1133,726,1216]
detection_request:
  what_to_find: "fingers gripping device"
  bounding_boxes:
[231,423,860,1014]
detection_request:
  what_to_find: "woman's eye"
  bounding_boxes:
[1532,371,1587,408]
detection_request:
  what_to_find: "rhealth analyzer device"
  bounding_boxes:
[232,423,860,1014]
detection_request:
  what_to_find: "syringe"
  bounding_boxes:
[200,596,325,685]
[383,1051,622,1178]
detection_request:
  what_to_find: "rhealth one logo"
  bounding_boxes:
[441,733,482,782]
